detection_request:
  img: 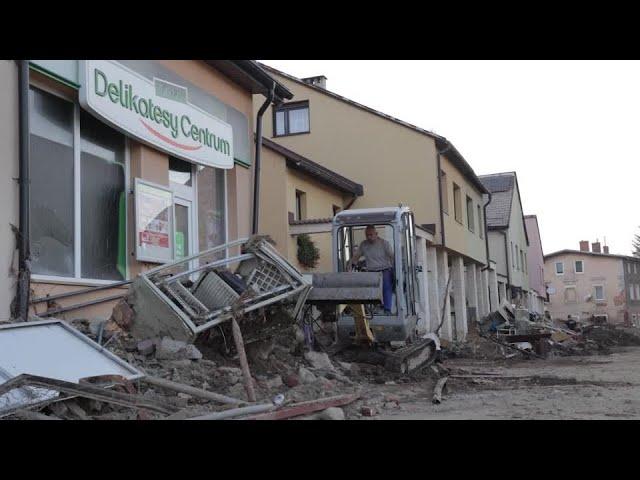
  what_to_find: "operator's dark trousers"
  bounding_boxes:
[378,268,393,312]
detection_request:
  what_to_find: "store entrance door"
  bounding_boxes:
[169,157,197,265]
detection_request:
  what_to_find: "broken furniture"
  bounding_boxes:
[0,319,144,417]
[128,236,312,343]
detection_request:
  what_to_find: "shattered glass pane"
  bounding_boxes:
[29,87,75,277]
[80,109,126,280]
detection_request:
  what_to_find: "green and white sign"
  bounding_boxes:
[80,60,234,169]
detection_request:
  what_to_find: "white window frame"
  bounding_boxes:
[593,284,605,302]
[564,286,577,303]
[30,83,130,286]
[630,285,635,301]
[575,260,584,274]
[555,261,564,275]
[636,284,640,302]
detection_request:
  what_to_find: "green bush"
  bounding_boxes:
[297,234,320,269]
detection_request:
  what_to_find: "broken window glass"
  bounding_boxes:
[80,109,126,280]
[197,166,225,253]
[29,87,75,277]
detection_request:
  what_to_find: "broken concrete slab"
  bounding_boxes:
[137,339,155,356]
[155,337,203,361]
[111,299,134,330]
[304,350,335,371]
[298,367,317,384]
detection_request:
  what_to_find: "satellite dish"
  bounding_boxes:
[546,286,556,295]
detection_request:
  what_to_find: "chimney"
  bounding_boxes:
[301,75,327,89]
[592,241,601,253]
[603,245,610,254]
[579,240,590,252]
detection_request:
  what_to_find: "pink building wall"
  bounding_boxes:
[525,215,545,298]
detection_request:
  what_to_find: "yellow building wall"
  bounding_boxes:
[253,71,488,265]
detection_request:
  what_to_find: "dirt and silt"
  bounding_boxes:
[11,313,640,420]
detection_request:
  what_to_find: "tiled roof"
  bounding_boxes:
[480,175,514,229]
[289,218,333,225]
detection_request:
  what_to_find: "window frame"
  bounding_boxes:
[555,261,564,275]
[29,83,130,286]
[295,189,306,221]
[593,284,605,302]
[466,195,474,232]
[273,100,310,137]
[453,182,462,224]
[575,260,584,274]
[564,286,577,304]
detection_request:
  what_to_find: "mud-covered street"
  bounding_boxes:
[360,347,640,420]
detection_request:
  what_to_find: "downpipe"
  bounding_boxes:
[252,82,275,235]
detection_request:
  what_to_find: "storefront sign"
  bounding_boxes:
[80,60,234,169]
[135,179,174,263]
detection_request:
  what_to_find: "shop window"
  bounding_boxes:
[575,260,584,273]
[79,110,126,280]
[440,171,448,214]
[30,86,126,281]
[169,157,193,186]
[197,166,226,252]
[29,86,75,278]
[453,183,462,223]
[466,196,474,232]
[273,101,310,136]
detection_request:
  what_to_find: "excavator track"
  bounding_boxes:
[384,338,437,374]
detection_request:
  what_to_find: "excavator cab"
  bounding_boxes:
[333,206,421,344]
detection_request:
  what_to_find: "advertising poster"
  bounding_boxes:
[135,179,174,263]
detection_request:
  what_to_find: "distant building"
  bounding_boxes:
[524,215,546,314]
[480,172,531,308]
[544,241,640,325]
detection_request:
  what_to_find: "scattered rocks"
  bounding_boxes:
[304,350,335,371]
[264,376,284,390]
[298,366,317,384]
[315,407,345,421]
[155,337,203,361]
[137,339,155,356]
[283,373,300,388]
[111,299,134,330]
[227,383,249,401]
[360,406,377,417]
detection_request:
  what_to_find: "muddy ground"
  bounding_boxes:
[359,347,640,420]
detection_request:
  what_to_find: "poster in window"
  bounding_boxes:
[135,178,174,263]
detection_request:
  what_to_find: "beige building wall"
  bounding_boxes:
[258,145,348,274]
[440,154,487,264]
[253,71,487,265]
[506,186,529,291]
[0,61,19,321]
[544,253,625,323]
[488,231,509,279]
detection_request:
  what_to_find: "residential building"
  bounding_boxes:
[0,60,291,322]
[544,240,640,325]
[524,215,546,314]
[479,172,530,307]
[253,66,496,341]
[258,138,363,273]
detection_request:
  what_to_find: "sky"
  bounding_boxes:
[261,60,640,256]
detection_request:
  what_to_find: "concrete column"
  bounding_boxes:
[477,267,489,317]
[451,255,468,341]
[415,238,430,334]
[426,246,439,333]
[466,263,479,323]
[436,249,452,341]
[488,268,499,312]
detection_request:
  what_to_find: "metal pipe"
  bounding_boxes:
[30,280,132,305]
[252,82,275,235]
[187,403,275,420]
[16,60,31,321]
[38,293,126,317]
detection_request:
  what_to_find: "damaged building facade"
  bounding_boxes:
[0,60,291,323]
[524,215,546,315]
[252,66,498,342]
